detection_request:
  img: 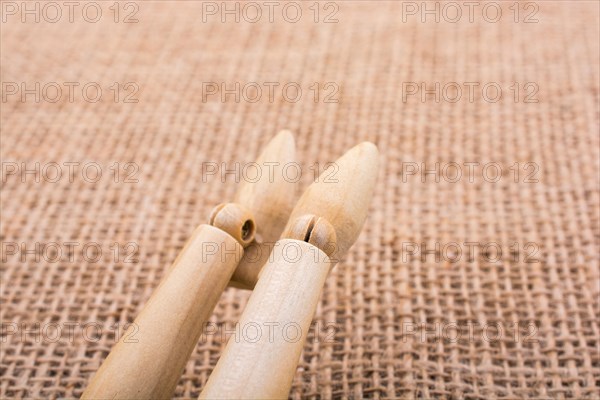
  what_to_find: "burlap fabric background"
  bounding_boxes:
[1,1,599,398]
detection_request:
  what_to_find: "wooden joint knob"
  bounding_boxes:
[282,214,337,257]
[209,203,256,247]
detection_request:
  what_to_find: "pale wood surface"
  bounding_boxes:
[230,142,378,289]
[229,241,272,289]
[281,141,379,260]
[234,130,297,244]
[82,225,243,399]
[199,239,331,400]
[199,142,380,399]
[229,130,297,289]
[83,132,297,398]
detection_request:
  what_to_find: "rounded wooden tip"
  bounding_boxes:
[283,142,379,259]
[273,129,294,144]
[234,130,297,243]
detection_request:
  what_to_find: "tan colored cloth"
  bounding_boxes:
[1,1,598,398]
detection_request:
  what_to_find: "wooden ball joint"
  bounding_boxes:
[209,203,256,247]
[283,214,337,259]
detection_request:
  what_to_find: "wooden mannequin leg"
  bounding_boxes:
[83,224,243,400]
[199,239,330,400]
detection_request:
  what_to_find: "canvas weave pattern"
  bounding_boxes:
[1,1,599,398]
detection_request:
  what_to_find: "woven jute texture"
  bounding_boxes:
[1,1,599,398]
